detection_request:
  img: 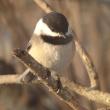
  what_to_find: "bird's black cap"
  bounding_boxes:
[43,12,68,34]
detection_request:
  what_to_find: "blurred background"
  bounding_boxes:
[0,0,110,110]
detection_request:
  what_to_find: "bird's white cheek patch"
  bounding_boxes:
[34,19,61,37]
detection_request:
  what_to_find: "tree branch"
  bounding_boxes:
[0,75,19,84]
[0,48,109,107]
[74,37,98,88]
[13,49,110,107]
[13,49,87,110]
[33,0,52,13]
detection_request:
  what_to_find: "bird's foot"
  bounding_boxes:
[56,77,62,93]
[48,74,62,93]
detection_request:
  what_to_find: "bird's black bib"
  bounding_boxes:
[41,35,73,45]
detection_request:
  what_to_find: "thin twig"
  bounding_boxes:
[74,37,98,88]
[33,0,52,13]
[33,0,98,89]
[0,75,20,84]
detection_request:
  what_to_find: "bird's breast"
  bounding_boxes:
[29,41,74,73]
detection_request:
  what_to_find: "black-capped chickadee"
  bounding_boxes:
[26,12,75,80]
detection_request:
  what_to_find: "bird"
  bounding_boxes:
[26,12,75,90]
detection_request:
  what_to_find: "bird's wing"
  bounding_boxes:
[25,35,35,52]
[26,34,39,52]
